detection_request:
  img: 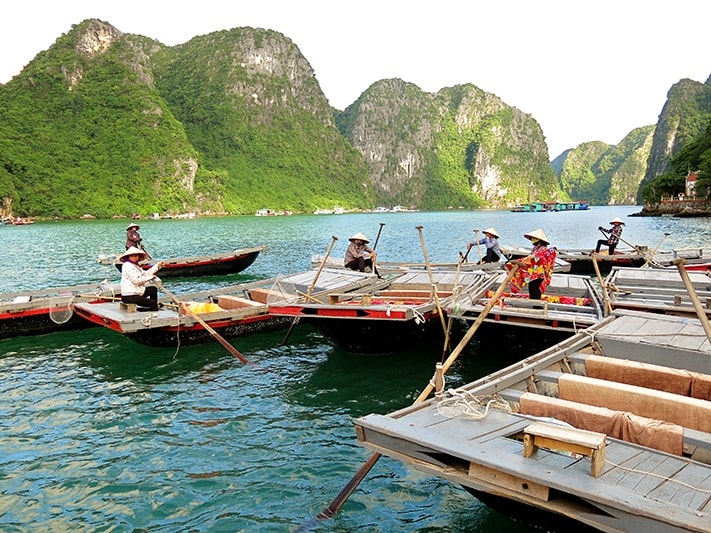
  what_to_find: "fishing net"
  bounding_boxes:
[266,274,304,305]
[49,296,75,324]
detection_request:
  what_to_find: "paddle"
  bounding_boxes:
[296,265,521,531]
[156,281,254,365]
[280,236,338,345]
[474,229,482,264]
[371,222,385,277]
[139,242,153,260]
[672,258,711,342]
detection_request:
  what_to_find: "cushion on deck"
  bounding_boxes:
[519,392,683,455]
[585,354,693,396]
[558,373,711,433]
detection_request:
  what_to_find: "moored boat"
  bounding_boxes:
[101,245,266,278]
[268,269,497,354]
[354,310,711,532]
[0,281,119,340]
[604,266,711,319]
[447,272,605,333]
[502,245,647,275]
[311,254,572,274]
[73,268,376,347]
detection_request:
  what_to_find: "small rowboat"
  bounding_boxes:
[268,269,497,354]
[0,282,119,340]
[73,268,376,347]
[100,245,266,278]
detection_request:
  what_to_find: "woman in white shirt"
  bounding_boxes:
[119,246,164,311]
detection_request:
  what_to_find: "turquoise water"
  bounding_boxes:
[0,208,708,531]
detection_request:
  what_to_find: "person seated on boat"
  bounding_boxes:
[119,246,165,311]
[125,223,143,250]
[467,227,503,263]
[506,229,557,301]
[344,232,378,274]
[595,217,625,255]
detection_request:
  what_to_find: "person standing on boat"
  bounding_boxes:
[119,246,164,311]
[344,232,377,273]
[467,227,503,263]
[506,229,557,300]
[595,217,625,255]
[126,223,143,250]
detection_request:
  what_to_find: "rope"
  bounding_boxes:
[435,390,512,420]
[385,305,426,324]
[604,459,711,494]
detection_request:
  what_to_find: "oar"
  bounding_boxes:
[641,232,671,268]
[372,222,385,249]
[296,265,521,531]
[156,281,254,365]
[415,225,448,338]
[280,236,338,345]
[672,258,711,342]
[474,229,482,264]
[601,229,665,268]
[371,222,385,277]
[139,242,153,260]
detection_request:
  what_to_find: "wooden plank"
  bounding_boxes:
[468,463,550,501]
[646,460,711,511]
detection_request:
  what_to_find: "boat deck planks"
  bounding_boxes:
[355,312,711,531]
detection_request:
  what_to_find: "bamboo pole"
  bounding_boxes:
[296,265,520,530]
[672,259,711,343]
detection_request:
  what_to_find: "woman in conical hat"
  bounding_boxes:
[126,222,143,250]
[506,228,556,300]
[119,247,165,311]
[344,232,377,273]
[595,217,625,255]
[467,227,503,263]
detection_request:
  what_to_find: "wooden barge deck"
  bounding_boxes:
[354,311,711,532]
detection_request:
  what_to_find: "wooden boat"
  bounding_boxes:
[72,268,376,347]
[0,282,119,340]
[101,245,266,278]
[447,272,605,333]
[311,254,572,274]
[268,269,497,354]
[502,245,647,275]
[355,310,711,532]
[604,266,711,319]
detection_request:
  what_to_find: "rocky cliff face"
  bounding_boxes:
[639,77,711,200]
[337,80,558,209]
[558,126,654,205]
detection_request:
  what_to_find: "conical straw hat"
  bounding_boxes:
[348,232,370,243]
[481,227,499,238]
[524,229,550,245]
[609,217,625,225]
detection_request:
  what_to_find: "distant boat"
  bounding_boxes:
[511,201,589,212]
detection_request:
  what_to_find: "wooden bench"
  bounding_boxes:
[119,302,137,313]
[523,421,606,477]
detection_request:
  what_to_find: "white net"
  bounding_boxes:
[266,275,304,305]
[49,296,75,324]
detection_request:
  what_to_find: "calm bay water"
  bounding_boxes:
[0,207,708,531]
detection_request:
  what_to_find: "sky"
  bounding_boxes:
[1,1,709,158]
